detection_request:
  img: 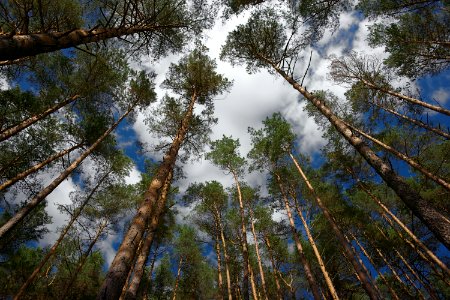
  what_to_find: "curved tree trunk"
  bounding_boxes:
[0,104,134,239]
[124,171,173,300]
[288,153,380,300]
[1,142,83,192]
[98,92,197,300]
[231,171,255,300]
[0,95,79,142]
[344,121,450,191]
[263,57,450,249]
[273,172,322,300]
[292,196,339,300]
[0,24,187,62]
[360,78,450,116]
[14,170,111,299]
[248,206,268,300]
[370,101,450,139]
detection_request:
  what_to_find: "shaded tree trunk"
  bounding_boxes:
[263,235,282,300]
[288,153,380,300]
[0,95,79,142]
[0,142,83,192]
[0,104,135,239]
[97,92,198,300]
[14,170,111,299]
[262,56,450,248]
[273,171,321,300]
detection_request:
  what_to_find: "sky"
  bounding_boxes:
[2,2,449,272]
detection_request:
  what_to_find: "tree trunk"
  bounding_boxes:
[231,171,254,300]
[248,206,268,300]
[215,232,224,300]
[119,237,144,300]
[273,172,322,300]
[292,196,339,300]
[360,78,450,116]
[0,24,188,61]
[263,57,450,248]
[0,104,134,239]
[263,235,282,300]
[13,170,110,299]
[142,246,159,300]
[352,235,400,300]
[288,153,380,300]
[215,205,233,300]
[370,101,450,139]
[124,171,173,300]
[356,181,450,277]
[1,142,83,192]
[344,121,450,191]
[61,219,108,299]
[172,257,183,300]
[0,95,79,142]
[97,92,197,300]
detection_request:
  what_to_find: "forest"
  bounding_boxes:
[0,0,449,299]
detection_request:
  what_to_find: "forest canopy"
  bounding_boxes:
[0,0,449,299]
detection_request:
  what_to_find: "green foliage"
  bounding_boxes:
[207,135,246,175]
[149,254,174,299]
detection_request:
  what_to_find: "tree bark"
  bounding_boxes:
[0,24,187,61]
[248,206,268,300]
[124,171,173,300]
[273,172,322,300]
[0,104,134,239]
[263,235,283,300]
[119,237,145,300]
[344,121,450,191]
[14,170,111,299]
[288,153,381,300]
[215,231,224,300]
[172,257,183,300]
[292,196,339,300]
[97,91,197,300]
[370,101,450,139]
[0,95,79,142]
[263,57,450,249]
[215,205,233,300]
[0,142,83,192]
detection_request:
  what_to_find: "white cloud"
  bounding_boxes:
[432,88,449,106]
[125,165,142,185]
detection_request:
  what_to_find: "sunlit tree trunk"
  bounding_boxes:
[263,235,282,300]
[125,171,173,300]
[344,121,450,191]
[215,231,224,300]
[172,257,183,300]
[248,206,268,300]
[98,92,197,299]
[262,56,450,248]
[0,142,83,192]
[288,153,380,299]
[120,238,145,300]
[215,205,233,300]
[292,196,339,300]
[14,170,111,299]
[0,95,79,142]
[0,104,135,239]
[273,171,321,300]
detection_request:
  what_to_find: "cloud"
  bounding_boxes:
[125,165,142,185]
[432,88,449,106]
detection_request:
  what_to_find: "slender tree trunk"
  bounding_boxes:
[352,235,400,300]
[231,171,255,300]
[1,142,83,192]
[120,237,145,300]
[292,196,339,300]
[142,246,159,300]
[394,249,439,300]
[356,181,450,277]
[360,78,450,116]
[0,24,188,61]
[395,261,425,299]
[247,259,259,300]
[263,235,282,300]
[14,170,111,299]
[125,171,173,300]
[273,172,322,300]
[0,104,134,239]
[344,121,450,191]
[98,92,197,300]
[248,206,268,300]
[370,101,450,139]
[262,56,450,248]
[61,219,108,299]
[215,206,233,300]
[288,153,380,300]
[0,95,80,142]
[172,257,183,300]
[215,231,224,300]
